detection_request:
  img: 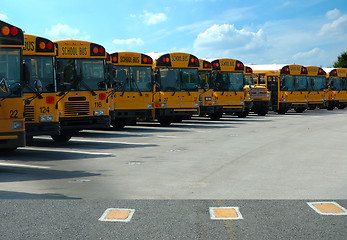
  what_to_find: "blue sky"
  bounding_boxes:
[1,0,346,67]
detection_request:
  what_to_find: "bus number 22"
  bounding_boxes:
[10,110,18,118]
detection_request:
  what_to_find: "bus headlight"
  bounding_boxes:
[283,99,288,102]
[213,101,218,104]
[240,101,244,104]
[93,109,105,116]
[205,97,212,101]
[161,103,168,107]
[194,103,199,107]
[12,121,24,130]
[305,99,308,102]
[39,115,54,122]
[147,103,152,108]
[267,94,270,98]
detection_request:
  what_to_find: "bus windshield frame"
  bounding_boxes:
[329,77,347,91]
[23,55,56,93]
[307,76,326,91]
[158,68,199,92]
[0,48,22,98]
[113,65,153,92]
[280,75,307,91]
[214,72,244,91]
[56,59,106,92]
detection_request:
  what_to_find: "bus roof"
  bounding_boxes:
[211,58,244,72]
[54,39,105,59]
[0,20,24,46]
[152,52,199,68]
[110,51,153,66]
[23,34,55,56]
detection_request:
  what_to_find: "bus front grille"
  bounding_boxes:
[64,101,90,117]
[250,88,267,98]
[24,106,35,122]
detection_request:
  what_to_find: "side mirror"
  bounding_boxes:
[34,79,43,93]
[9,82,21,95]
[23,62,31,85]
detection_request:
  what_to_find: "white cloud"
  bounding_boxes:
[326,8,340,19]
[0,13,8,21]
[45,23,89,40]
[320,14,347,36]
[113,38,144,46]
[292,48,324,62]
[193,24,266,59]
[140,10,167,25]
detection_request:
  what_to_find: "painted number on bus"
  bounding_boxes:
[40,106,50,113]
[9,110,18,118]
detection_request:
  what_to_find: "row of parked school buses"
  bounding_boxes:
[1,20,347,150]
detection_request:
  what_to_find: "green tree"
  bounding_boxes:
[333,52,347,68]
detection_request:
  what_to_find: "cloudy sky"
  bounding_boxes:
[1,0,346,67]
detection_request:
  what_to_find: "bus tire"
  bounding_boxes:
[51,133,72,143]
[257,109,268,116]
[295,108,305,113]
[209,112,222,120]
[158,117,172,126]
[111,119,127,129]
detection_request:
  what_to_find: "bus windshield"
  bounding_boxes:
[23,56,55,93]
[113,66,152,92]
[159,68,198,92]
[198,70,211,89]
[214,72,244,91]
[280,75,307,91]
[0,48,22,97]
[244,75,254,86]
[307,76,326,91]
[329,77,347,91]
[56,59,106,91]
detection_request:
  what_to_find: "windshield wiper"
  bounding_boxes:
[130,74,142,96]
[80,80,97,96]
[121,77,128,97]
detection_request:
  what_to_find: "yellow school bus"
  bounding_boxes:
[23,34,60,140]
[198,59,215,118]
[0,20,26,150]
[306,66,327,110]
[108,52,154,128]
[244,66,270,116]
[53,40,110,142]
[265,65,308,114]
[210,58,245,118]
[152,52,200,126]
[326,68,347,110]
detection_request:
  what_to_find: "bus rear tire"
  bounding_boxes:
[209,112,222,120]
[158,117,172,126]
[111,119,127,129]
[51,133,72,143]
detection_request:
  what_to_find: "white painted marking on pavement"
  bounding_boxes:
[22,147,114,156]
[0,162,50,169]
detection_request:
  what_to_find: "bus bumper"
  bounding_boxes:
[114,109,154,121]
[0,131,25,149]
[199,106,215,116]
[59,116,110,130]
[25,122,60,137]
[155,108,198,118]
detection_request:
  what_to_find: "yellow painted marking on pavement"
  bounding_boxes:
[307,202,347,215]
[98,208,135,222]
[210,207,243,220]
[214,208,239,218]
[105,209,130,220]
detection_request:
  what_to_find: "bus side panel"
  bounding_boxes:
[0,98,25,149]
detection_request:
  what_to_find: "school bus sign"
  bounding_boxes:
[54,40,105,59]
